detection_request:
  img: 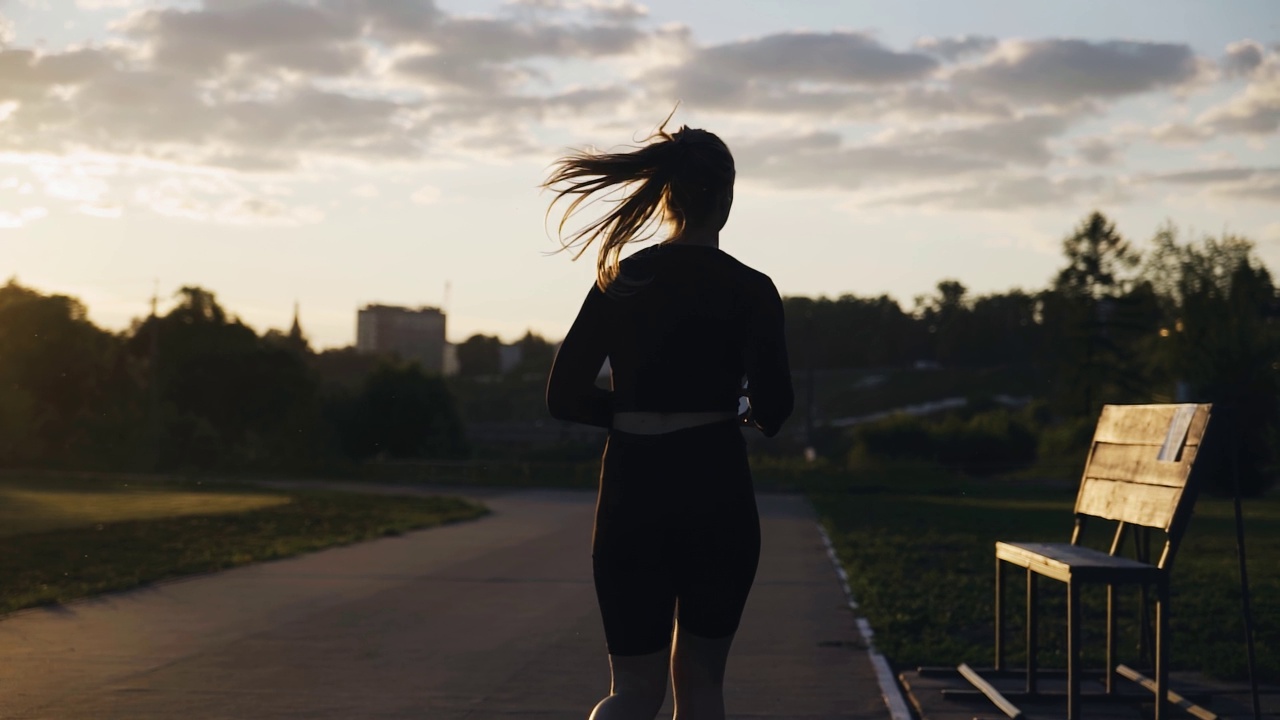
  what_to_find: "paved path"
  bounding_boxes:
[0,485,892,719]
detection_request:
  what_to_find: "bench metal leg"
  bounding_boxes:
[1106,582,1117,694]
[1137,530,1153,665]
[995,558,1006,671]
[1068,578,1082,720]
[1156,581,1170,720]
[1026,569,1038,694]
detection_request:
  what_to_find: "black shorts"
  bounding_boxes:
[592,418,760,656]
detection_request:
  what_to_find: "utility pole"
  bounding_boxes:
[805,308,815,462]
[148,281,161,471]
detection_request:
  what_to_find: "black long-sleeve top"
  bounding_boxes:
[546,243,794,437]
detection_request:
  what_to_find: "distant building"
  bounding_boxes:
[356,304,447,374]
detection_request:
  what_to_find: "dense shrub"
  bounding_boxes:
[1036,415,1096,462]
[849,408,1038,475]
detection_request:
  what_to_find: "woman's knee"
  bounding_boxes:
[610,648,670,699]
[672,627,735,688]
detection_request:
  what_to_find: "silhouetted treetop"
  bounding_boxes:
[1054,211,1140,299]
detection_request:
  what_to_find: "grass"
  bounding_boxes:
[0,482,292,537]
[811,466,1279,681]
[0,475,488,616]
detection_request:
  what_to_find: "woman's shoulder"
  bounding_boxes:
[619,242,778,295]
[712,250,778,293]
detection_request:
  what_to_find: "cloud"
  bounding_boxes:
[0,1,1264,226]
[876,112,1075,166]
[1151,167,1277,184]
[649,31,941,116]
[1150,122,1212,145]
[76,0,143,9]
[121,3,365,75]
[734,131,989,191]
[698,31,938,85]
[1198,47,1280,135]
[28,157,113,203]
[0,47,127,101]
[425,16,648,65]
[1230,182,1280,202]
[951,39,1202,105]
[581,0,648,24]
[1,61,425,170]
[1146,166,1280,203]
[1076,137,1119,165]
[0,205,47,228]
[78,201,123,218]
[726,106,1118,212]
[135,175,325,224]
[393,52,532,93]
[1222,40,1266,78]
[733,112,1072,191]
[914,35,997,61]
[871,175,1122,211]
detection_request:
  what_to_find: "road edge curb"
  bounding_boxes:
[816,522,915,720]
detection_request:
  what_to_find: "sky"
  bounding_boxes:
[1,0,1278,349]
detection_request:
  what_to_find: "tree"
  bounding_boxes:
[1054,212,1140,299]
[456,334,503,377]
[126,286,322,470]
[513,331,556,376]
[0,280,128,467]
[1141,227,1279,495]
[917,280,970,365]
[1048,212,1146,416]
[333,363,468,460]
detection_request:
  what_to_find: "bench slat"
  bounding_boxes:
[995,541,1163,582]
[996,541,1155,570]
[1084,442,1199,488]
[1092,404,1210,446]
[1075,476,1183,529]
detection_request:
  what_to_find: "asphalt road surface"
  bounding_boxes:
[0,484,893,719]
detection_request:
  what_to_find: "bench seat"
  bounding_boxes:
[996,541,1162,584]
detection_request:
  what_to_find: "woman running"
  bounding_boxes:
[543,117,794,720]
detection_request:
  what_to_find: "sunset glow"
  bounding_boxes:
[1,0,1276,347]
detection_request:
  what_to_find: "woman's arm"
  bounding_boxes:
[546,285,613,428]
[743,278,794,437]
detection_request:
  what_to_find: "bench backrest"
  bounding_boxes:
[1073,404,1212,565]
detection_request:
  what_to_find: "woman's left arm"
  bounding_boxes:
[546,284,612,428]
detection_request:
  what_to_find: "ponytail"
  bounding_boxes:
[542,113,733,295]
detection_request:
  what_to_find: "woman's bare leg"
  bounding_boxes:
[589,646,669,720]
[671,623,735,720]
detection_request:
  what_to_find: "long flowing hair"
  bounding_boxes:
[542,112,735,295]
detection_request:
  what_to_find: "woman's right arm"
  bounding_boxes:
[546,284,613,428]
[743,278,794,437]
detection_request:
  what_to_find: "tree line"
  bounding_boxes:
[1,211,1276,489]
[0,284,470,473]
[783,213,1279,493]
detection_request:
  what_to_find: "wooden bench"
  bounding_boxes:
[993,403,1212,720]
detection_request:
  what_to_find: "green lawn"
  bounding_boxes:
[0,475,488,615]
[0,481,292,537]
[811,467,1279,681]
